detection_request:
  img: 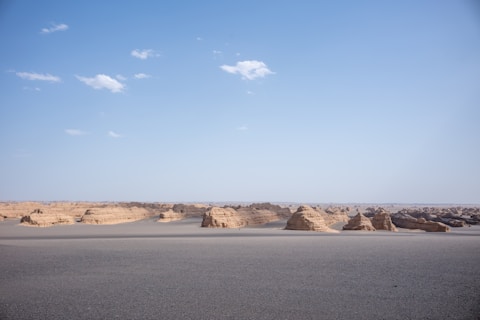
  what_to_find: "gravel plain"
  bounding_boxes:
[1,218,479,320]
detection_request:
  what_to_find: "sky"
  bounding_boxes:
[0,0,479,204]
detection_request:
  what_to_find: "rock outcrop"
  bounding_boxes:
[80,206,156,224]
[201,207,245,228]
[285,206,338,232]
[391,213,450,232]
[158,204,208,222]
[201,203,290,228]
[396,207,479,227]
[370,209,398,232]
[20,209,75,227]
[321,207,350,226]
[343,212,376,231]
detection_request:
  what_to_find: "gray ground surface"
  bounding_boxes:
[1,218,479,320]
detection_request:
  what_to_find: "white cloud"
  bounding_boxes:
[237,125,248,131]
[41,23,69,34]
[116,74,127,81]
[196,36,203,41]
[246,90,254,95]
[220,60,275,80]
[108,131,123,138]
[23,86,41,92]
[65,129,88,136]
[76,74,125,93]
[131,49,157,60]
[16,72,61,82]
[213,50,223,59]
[134,73,151,79]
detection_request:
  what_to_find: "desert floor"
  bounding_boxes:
[1,218,479,320]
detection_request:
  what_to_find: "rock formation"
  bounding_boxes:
[391,213,450,232]
[371,210,398,232]
[396,207,479,227]
[321,207,350,226]
[80,205,156,224]
[343,212,376,231]
[285,206,338,232]
[158,204,208,222]
[201,207,245,228]
[201,203,290,228]
[20,209,75,227]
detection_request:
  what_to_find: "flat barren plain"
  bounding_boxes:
[1,213,479,320]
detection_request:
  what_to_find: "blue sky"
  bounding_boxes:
[1,0,479,203]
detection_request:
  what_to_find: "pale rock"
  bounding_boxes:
[285,205,339,232]
[20,209,75,227]
[371,211,398,232]
[391,213,450,232]
[343,212,376,231]
[201,207,244,228]
[80,206,155,224]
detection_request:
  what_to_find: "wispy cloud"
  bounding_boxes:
[23,86,41,92]
[41,23,69,34]
[196,36,203,41]
[16,72,61,82]
[134,73,151,79]
[220,60,275,80]
[237,125,249,131]
[108,131,123,138]
[65,129,88,136]
[76,74,125,93]
[131,49,158,60]
[116,74,127,81]
[213,50,223,59]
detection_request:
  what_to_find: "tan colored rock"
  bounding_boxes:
[343,213,376,231]
[201,203,289,228]
[285,206,339,232]
[158,204,208,222]
[0,202,45,218]
[201,207,244,228]
[20,209,75,227]
[371,211,398,232]
[321,207,350,226]
[158,209,184,222]
[80,206,155,224]
[391,213,450,232]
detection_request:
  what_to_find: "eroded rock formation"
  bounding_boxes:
[80,205,156,224]
[158,204,208,222]
[343,212,376,231]
[201,207,244,228]
[201,203,290,228]
[391,213,450,232]
[20,209,75,227]
[371,211,398,231]
[285,205,338,232]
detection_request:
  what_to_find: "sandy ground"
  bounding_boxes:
[0,218,479,320]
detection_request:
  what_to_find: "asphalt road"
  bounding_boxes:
[1,220,479,320]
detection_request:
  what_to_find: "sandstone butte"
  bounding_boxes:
[343,212,376,231]
[285,205,339,232]
[158,204,209,222]
[20,209,75,227]
[371,211,398,232]
[80,205,158,225]
[0,201,93,219]
[201,203,290,228]
[391,213,450,232]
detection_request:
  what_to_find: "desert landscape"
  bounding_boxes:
[1,202,479,319]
